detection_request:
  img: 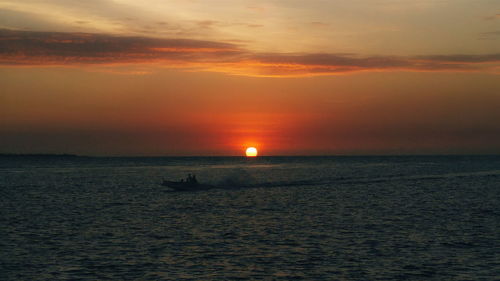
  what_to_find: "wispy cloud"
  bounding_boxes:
[415,54,500,63]
[310,22,330,28]
[247,24,263,28]
[246,5,267,13]
[1,29,499,77]
[484,14,500,20]
[196,20,219,29]
[478,31,500,40]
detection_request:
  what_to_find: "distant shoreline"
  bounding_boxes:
[0,153,83,158]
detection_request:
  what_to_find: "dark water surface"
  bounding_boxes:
[1,156,500,280]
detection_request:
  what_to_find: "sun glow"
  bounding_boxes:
[245,147,258,157]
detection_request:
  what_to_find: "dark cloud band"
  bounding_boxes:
[1,29,499,76]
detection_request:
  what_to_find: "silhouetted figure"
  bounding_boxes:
[183,173,198,184]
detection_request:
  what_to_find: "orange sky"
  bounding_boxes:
[1,1,499,155]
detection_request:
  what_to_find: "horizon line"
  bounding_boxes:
[1,153,499,158]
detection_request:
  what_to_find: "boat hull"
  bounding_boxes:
[162,180,215,191]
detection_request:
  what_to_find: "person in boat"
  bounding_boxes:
[185,173,198,184]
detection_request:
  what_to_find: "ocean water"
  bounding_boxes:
[1,155,499,280]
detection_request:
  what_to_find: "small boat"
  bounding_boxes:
[161,180,215,191]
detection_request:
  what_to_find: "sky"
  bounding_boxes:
[1,0,499,156]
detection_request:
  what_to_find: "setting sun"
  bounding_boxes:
[245,147,258,157]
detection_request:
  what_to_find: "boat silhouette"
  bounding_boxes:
[161,180,215,191]
[161,174,215,191]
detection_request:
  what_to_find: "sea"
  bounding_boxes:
[1,155,499,280]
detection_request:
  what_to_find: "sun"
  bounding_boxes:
[245,147,258,157]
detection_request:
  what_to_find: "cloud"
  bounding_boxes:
[478,31,500,40]
[247,24,263,28]
[0,29,242,65]
[310,21,330,28]
[0,8,71,32]
[1,29,499,77]
[484,14,500,20]
[416,54,500,63]
[246,5,267,13]
[0,0,196,38]
[1,0,143,24]
[197,20,218,29]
